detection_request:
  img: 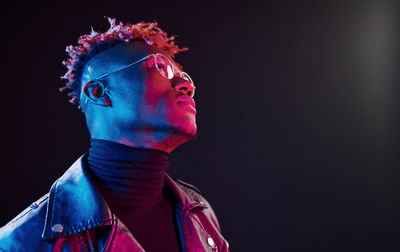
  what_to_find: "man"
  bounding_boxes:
[0,17,229,251]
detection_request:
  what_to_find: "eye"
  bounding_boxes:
[157,62,166,69]
[157,62,173,79]
[156,57,167,70]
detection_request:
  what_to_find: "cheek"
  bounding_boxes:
[143,91,164,110]
[142,77,172,113]
[165,103,179,123]
[108,77,145,125]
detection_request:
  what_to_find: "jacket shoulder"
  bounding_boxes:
[173,178,219,221]
[0,193,49,250]
[174,178,202,195]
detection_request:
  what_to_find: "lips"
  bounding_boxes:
[176,95,196,112]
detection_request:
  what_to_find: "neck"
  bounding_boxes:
[87,138,170,211]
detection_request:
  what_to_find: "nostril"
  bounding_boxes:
[174,81,194,97]
[174,83,187,91]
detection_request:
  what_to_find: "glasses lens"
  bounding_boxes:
[181,72,193,84]
[155,54,174,79]
[180,72,195,97]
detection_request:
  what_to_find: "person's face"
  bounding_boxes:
[81,42,197,141]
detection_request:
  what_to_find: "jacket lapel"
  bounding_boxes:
[42,154,114,240]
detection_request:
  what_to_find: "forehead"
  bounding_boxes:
[82,41,175,82]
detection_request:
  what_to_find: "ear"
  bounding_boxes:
[83,80,112,107]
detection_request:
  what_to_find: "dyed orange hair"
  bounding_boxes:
[59,17,187,110]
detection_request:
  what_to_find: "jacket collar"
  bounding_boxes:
[164,175,208,214]
[42,153,206,240]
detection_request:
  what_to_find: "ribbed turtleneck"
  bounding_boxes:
[87,138,170,209]
[87,138,180,252]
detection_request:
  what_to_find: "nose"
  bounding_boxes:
[173,79,195,97]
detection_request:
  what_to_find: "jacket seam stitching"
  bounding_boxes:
[175,179,202,194]
[44,218,114,239]
[67,218,114,234]
[47,179,59,236]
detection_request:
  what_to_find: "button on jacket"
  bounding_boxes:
[0,154,230,251]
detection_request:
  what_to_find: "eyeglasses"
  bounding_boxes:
[83,53,195,99]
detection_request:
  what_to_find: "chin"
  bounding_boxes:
[166,110,197,138]
[177,122,197,138]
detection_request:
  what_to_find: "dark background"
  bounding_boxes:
[1,0,399,251]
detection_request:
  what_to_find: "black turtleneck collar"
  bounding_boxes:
[87,138,170,211]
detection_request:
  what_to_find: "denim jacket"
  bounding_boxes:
[0,154,229,251]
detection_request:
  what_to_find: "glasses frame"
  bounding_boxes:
[83,53,195,103]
